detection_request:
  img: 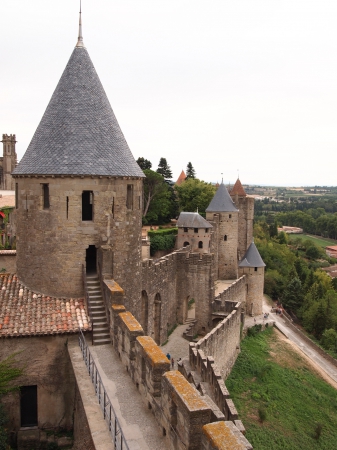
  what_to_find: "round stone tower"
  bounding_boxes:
[206,182,239,279]
[12,21,144,303]
[230,178,254,261]
[238,241,265,315]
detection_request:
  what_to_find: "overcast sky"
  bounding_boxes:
[1,1,337,186]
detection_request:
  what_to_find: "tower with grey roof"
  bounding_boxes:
[239,241,265,315]
[12,16,144,303]
[206,182,239,279]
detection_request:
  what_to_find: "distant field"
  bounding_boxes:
[288,234,337,248]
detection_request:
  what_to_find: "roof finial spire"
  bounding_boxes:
[76,0,85,48]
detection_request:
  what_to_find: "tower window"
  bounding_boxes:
[229,214,232,219]
[82,191,93,221]
[126,185,133,210]
[205,228,209,233]
[194,228,198,233]
[184,227,188,233]
[198,241,203,249]
[224,235,227,241]
[42,184,50,209]
[254,267,258,272]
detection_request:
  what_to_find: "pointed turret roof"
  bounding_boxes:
[176,170,186,186]
[206,182,238,213]
[230,178,246,197]
[239,241,265,268]
[13,39,144,177]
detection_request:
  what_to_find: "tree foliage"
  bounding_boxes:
[136,157,152,170]
[175,178,216,214]
[142,169,172,224]
[185,162,196,180]
[156,158,172,180]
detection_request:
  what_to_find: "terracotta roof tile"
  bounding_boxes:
[230,179,246,197]
[0,274,91,337]
[175,170,186,186]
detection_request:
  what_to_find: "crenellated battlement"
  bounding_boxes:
[108,305,252,449]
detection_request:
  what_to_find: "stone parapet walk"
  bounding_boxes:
[69,336,167,450]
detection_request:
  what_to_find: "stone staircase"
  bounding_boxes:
[86,274,111,345]
[183,318,198,342]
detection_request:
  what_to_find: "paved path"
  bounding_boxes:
[161,323,191,370]
[88,343,168,450]
[245,297,337,385]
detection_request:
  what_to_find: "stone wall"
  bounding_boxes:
[108,307,252,449]
[238,266,264,316]
[140,249,215,344]
[231,195,254,261]
[0,250,16,273]
[176,228,211,254]
[14,175,143,305]
[206,213,238,280]
[192,303,242,379]
[0,335,76,436]
[72,384,95,450]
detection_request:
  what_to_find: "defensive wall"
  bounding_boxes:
[138,248,215,343]
[109,303,252,449]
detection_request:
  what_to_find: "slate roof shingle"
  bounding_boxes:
[0,274,91,337]
[177,212,212,229]
[206,183,238,213]
[239,242,265,268]
[13,47,144,178]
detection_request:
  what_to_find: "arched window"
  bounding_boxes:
[184,242,190,247]
[198,241,203,249]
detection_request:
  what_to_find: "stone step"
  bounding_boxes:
[93,338,111,346]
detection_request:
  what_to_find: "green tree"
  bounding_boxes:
[321,328,337,351]
[156,158,172,180]
[136,157,152,170]
[175,178,216,214]
[143,169,171,223]
[269,220,278,238]
[185,162,196,179]
[282,277,302,311]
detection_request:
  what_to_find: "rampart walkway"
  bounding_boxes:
[69,337,168,450]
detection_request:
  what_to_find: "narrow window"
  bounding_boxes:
[82,191,93,221]
[194,228,198,233]
[184,227,188,233]
[66,196,69,219]
[15,183,18,209]
[254,267,258,272]
[42,184,50,209]
[126,184,133,210]
[198,241,203,249]
[229,214,232,219]
[138,195,141,210]
[205,228,209,233]
[112,197,115,218]
[21,386,38,427]
[224,235,227,241]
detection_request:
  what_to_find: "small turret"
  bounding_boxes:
[1,134,17,190]
[239,241,265,316]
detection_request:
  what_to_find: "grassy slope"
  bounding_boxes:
[226,327,337,450]
[289,233,337,248]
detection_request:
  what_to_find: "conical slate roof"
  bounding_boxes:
[206,183,238,213]
[230,178,246,197]
[239,242,265,268]
[13,47,144,177]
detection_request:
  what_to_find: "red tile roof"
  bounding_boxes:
[230,178,246,197]
[176,170,186,186]
[0,274,91,337]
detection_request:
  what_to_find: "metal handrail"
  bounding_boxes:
[82,264,94,345]
[79,329,129,450]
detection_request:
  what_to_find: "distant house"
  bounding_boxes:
[326,246,337,258]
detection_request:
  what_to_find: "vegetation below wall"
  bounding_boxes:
[226,328,337,450]
[148,228,178,256]
[255,220,337,354]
